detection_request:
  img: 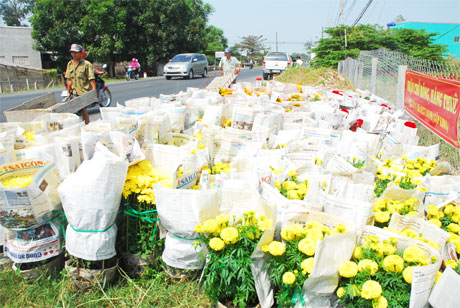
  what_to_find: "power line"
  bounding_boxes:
[351,0,374,27]
[436,24,460,40]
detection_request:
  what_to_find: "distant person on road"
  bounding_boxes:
[296,57,304,66]
[219,48,241,78]
[130,58,141,74]
[65,44,96,124]
[249,59,253,69]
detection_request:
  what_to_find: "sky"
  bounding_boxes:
[205,0,460,54]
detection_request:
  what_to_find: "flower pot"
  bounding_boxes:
[12,253,64,280]
[121,253,155,278]
[161,263,201,282]
[65,257,118,291]
[0,248,12,272]
[217,302,261,308]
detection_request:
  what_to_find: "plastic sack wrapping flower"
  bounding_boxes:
[154,186,220,269]
[4,220,63,263]
[256,210,356,308]
[338,226,442,308]
[38,113,81,133]
[0,159,62,229]
[429,266,460,308]
[58,143,128,261]
[387,212,450,255]
[424,175,460,208]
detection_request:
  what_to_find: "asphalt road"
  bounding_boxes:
[0,68,263,122]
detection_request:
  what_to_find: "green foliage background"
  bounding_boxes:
[312,25,448,68]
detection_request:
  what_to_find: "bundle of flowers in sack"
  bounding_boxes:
[429,258,460,308]
[336,226,441,308]
[119,160,171,275]
[373,198,419,227]
[255,211,356,307]
[373,156,435,198]
[0,159,62,229]
[58,143,128,284]
[274,170,309,200]
[195,211,273,307]
[426,202,460,258]
[385,212,450,252]
[262,214,354,307]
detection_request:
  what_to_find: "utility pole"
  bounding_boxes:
[275,32,278,52]
[321,26,324,39]
[339,0,344,25]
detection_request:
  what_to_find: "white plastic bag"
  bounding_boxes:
[58,143,128,260]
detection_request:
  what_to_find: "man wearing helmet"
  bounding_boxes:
[219,48,241,77]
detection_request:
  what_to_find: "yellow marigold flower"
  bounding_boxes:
[220,227,239,244]
[301,258,314,275]
[298,238,316,256]
[403,266,413,284]
[203,219,219,233]
[382,255,404,273]
[361,280,382,300]
[403,246,426,264]
[282,272,296,285]
[267,241,286,256]
[281,224,303,241]
[372,296,388,308]
[382,244,396,256]
[194,225,204,233]
[336,287,346,298]
[287,190,300,200]
[335,224,347,233]
[428,219,442,228]
[374,211,390,223]
[274,181,281,190]
[446,260,458,269]
[287,170,297,177]
[365,235,380,244]
[1,175,34,188]
[216,215,230,225]
[447,223,460,234]
[353,247,363,260]
[358,259,379,275]
[339,261,358,278]
[305,228,323,242]
[258,217,273,231]
[435,271,442,284]
[261,244,269,252]
[282,180,297,191]
[209,238,225,251]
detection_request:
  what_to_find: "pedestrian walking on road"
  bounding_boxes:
[65,43,97,124]
[219,48,241,79]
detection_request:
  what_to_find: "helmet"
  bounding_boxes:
[132,58,136,61]
[224,48,232,53]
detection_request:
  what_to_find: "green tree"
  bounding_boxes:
[311,24,447,68]
[203,25,227,55]
[0,0,33,26]
[235,35,266,56]
[30,0,212,74]
[31,0,87,70]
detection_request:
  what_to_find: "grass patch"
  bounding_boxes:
[0,267,211,308]
[275,66,355,90]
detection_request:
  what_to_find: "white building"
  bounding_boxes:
[0,26,42,69]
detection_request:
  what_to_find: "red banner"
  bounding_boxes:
[404,70,460,148]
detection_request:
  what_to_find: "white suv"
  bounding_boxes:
[263,52,292,80]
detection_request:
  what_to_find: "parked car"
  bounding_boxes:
[263,52,292,80]
[164,53,208,80]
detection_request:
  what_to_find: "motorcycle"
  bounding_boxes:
[61,64,112,108]
[126,65,140,81]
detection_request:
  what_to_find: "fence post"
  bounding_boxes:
[396,65,407,110]
[26,78,30,90]
[34,81,37,90]
[338,61,343,74]
[357,62,363,89]
[370,57,378,94]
